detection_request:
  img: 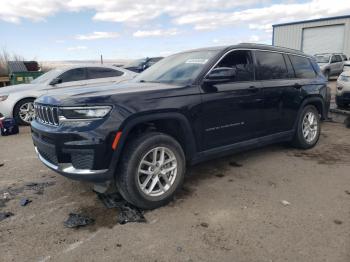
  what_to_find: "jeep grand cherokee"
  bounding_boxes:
[31,43,330,209]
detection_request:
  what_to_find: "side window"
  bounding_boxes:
[330,56,336,63]
[335,55,342,62]
[255,51,288,80]
[59,68,86,83]
[341,55,347,61]
[289,55,316,79]
[87,67,124,79]
[283,54,295,78]
[214,50,254,82]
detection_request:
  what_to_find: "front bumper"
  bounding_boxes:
[31,119,118,182]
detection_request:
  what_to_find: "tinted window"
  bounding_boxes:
[255,51,288,80]
[87,67,123,79]
[59,68,86,83]
[289,55,316,79]
[214,50,254,82]
[335,55,342,62]
[341,55,347,61]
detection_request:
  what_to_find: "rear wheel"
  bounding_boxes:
[13,98,35,125]
[292,105,321,149]
[115,132,186,209]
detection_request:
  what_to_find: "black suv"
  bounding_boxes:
[31,44,330,209]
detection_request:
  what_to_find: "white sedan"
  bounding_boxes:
[0,65,137,125]
[336,70,350,108]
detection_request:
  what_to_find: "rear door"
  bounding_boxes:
[254,50,298,135]
[199,50,265,150]
[330,55,343,75]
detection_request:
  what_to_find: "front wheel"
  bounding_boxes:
[115,132,186,209]
[291,105,321,149]
[13,98,35,125]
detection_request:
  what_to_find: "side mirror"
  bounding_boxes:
[205,67,236,83]
[50,77,62,86]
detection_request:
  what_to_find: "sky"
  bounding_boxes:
[0,0,350,61]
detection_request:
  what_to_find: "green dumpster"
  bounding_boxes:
[10,71,44,85]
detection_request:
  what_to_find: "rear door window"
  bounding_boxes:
[289,55,316,79]
[87,67,124,79]
[255,51,288,80]
[59,68,87,83]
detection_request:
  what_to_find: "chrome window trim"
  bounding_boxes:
[203,48,312,82]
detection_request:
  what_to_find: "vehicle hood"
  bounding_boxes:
[0,83,46,95]
[36,82,183,105]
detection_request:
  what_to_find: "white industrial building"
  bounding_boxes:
[272,15,350,57]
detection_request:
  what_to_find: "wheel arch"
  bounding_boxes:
[109,112,197,175]
[12,97,37,117]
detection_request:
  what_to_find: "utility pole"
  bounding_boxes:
[100,54,103,64]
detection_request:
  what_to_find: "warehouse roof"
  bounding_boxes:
[273,15,350,27]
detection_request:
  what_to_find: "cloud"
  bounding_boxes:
[1,0,350,41]
[133,28,180,37]
[67,46,87,51]
[0,0,265,24]
[75,31,120,40]
[212,34,265,45]
[174,0,350,32]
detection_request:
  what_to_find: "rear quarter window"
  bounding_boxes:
[289,55,316,79]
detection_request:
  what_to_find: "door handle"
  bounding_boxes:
[293,83,302,89]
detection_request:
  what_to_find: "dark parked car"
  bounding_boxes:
[31,44,330,209]
[123,57,163,73]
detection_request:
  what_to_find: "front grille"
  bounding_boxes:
[38,148,58,165]
[34,104,59,126]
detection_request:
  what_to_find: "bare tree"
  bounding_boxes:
[0,48,24,76]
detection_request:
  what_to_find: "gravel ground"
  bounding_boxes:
[0,120,350,262]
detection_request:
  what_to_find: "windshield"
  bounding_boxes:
[31,69,63,84]
[125,58,147,68]
[315,55,330,63]
[133,50,219,85]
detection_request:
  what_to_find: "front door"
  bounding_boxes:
[199,50,264,150]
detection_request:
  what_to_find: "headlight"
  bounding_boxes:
[0,95,8,102]
[59,106,112,121]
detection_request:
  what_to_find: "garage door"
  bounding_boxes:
[302,24,345,55]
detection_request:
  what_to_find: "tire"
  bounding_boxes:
[291,105,321,149]
[115,132,186,209]
[13,98,35,126]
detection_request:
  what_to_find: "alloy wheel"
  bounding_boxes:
[137,146,178,197]
[302,111,318,143]
[19,102,35,123]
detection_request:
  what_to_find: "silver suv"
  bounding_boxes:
[314,53,347,80]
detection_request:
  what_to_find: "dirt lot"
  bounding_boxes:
[0,121,350,262]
